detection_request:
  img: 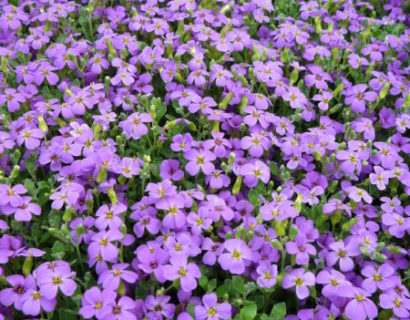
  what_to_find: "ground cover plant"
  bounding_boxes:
[0,0,409,319]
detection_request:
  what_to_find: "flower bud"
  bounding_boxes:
[38,115,48,134]
[10,165,20,180]
[232,176,243,195]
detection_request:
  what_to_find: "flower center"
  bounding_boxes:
[53,276,62,285]
[232,250,241,259]
[208,308,216,316]
[294,276,304,286]
[179,268,187,276]
[113,306,121,314]
[356,294,364,302]
[337,250,346,258]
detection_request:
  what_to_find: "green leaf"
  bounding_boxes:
[244,282,257,295]
[270,302,286,320]
[248,189,259,206]
[232,276,244,294]
[22,256,33,276]
[51,241,66,260]
[156,102,167,121]
[216,280,231,298]
[25,155,36,179]
[199,275,208,290]
[24,179,37,197]
[239,303,257,320]
[208,279,217,291]
[186,303,195,317]
[97,168,107,183]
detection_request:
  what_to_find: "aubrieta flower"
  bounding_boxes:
[326,240,360,272]
[218,239,253,275]
[144,295,175,320]
[256,262,278,288]
[282,268,315,299]
[286,234,316,265]
[338,286,378,320]
[184,149,216,176]
[98,263,138,290]
[344,84,377,113]
[162,257,201,292]
[79,287,116,319]
[379,293,410,319]
[316,269,351,298]
[119,112,153,140]
[0,275,36,311]
[194,293,232,320]
[36,266,77,299]
[95,203,126,231]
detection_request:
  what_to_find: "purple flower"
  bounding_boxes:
[316,269,351,298]
[21,289,56,316]
[382,213,409,238]
[282,268,315,299]
[326,240,360,272]
[218,239,253,275]
[210,64,232,87]
[104,296,137,320]
[2,196,41,221]
[336,150,363,176]
[380,293,410,319]
[160,159,184,181]
[119,112,153,140]
[79,287,116,319]
[241,133,271,157]
[136,244,168,281]
[312,91,333,111]
[338,286,378,320]
[95,203,126,231]
[88,229,123,262]
[241,160,270,187]
[344,84,377,113]
[17,128,43,150]
[171,133,193,152]
[195,293,231,320]
[0,184,26,207]
[283,86,308,109]
[256,263,278,288]
[304,65,332,90]
[369,166,394,191]
[157,195,186,229]
[144,295,175,319]
[184,149,216,176]
[36,266,77,299]
[286,234,316,265]
[162,257,201,292]
[0,88,25,112]
[361,263,396,293]
[0,275,36,311]
[98,263,138,290]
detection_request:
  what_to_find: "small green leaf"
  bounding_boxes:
[199,275,208,290]
[24,179,37,197]
[156,102,167,121]
[25,155,36,179]
[270,302,286,320]
[240,303,257,320]
[97,168,107,183]
[22,256,33,276]
[51,241,66,259]
[232,276,244,294]
[248,189,259,206]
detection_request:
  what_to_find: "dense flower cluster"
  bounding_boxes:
[0,0,409,319]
